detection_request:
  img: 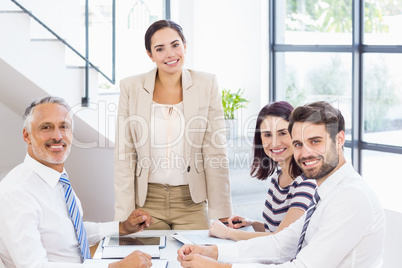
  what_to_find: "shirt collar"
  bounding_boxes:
[24,153,67,189]
[316,162,355,201]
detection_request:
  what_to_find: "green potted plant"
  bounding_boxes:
[221,88,249,139]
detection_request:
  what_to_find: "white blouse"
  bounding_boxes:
[148,101,188,185]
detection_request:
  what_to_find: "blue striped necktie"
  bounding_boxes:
[60,173,91,261]
[296,190,320,255]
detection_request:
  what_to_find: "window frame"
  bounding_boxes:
[269,0,402,173]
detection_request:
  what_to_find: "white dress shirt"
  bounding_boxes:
[0,154,118,268]
[217,163,386,267]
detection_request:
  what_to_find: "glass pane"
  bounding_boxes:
[362,150,402,213]
[364,0,402,45]
[276,0,353,45]
[344,146,352,164]
[105,0,165,92]
[87,0,114,82]
[275,52,352,139]
[363,54,402,146]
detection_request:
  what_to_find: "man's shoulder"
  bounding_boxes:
[0,163,34,196]
[321,163,379,206]
[331,168,383,216]
[340,166,371,192]
[327,162,363,192]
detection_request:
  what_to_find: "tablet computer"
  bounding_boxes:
[103,235,166,248]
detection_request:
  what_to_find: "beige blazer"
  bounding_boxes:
[114,68,233,220]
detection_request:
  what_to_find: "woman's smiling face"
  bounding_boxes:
[260,116,294,164]
[147,27,186,75]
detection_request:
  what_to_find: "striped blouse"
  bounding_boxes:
[262,169,317,232]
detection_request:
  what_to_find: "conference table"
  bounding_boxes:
[93,230,196,268]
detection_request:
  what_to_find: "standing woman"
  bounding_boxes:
[114,20,232,230]
[209,101,317,240]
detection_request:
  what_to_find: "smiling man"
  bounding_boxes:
[23,99,73,172]
[0,96,154,268]
[177,101,386,268]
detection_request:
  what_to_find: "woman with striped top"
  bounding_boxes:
[209,101,317,241]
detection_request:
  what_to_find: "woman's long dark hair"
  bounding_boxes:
[250,101,302,180]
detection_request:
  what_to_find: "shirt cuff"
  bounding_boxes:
[99,221,119,238]
[217,243,239,263]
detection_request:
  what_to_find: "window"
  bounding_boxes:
[363,53,402,147]
[101,0,168,92]
[270,0,402,212]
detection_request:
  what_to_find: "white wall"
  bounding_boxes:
[0,100,116,222]
[173,0,269,137]
[0,103,26,179]
[383,209,402,268]
[0,0,115,222]
[65,146,115,222]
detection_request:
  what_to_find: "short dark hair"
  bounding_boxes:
[251,101,302,180]
[144,20,186,53]
[288,101,345,141]
[288,101,345,179]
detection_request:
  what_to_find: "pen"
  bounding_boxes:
[222,220,242,225]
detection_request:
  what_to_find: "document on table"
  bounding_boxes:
[84,259,168,267]
[172,232,234,245]
[172,227,254,245]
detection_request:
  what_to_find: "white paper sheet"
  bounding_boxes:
[172,230,236,245]
[84,259,168,267]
